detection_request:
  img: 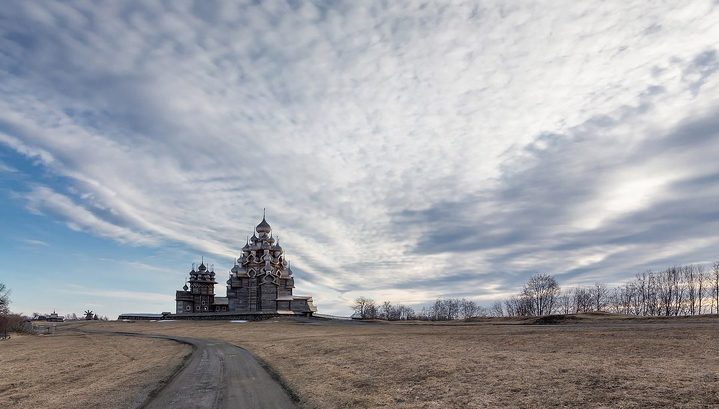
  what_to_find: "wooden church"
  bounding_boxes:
[174,214,316,318]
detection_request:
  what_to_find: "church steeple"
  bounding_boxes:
[256,211,272,234]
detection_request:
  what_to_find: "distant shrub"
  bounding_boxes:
[0,313,35,337]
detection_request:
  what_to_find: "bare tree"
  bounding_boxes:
[611,283,639,315]
[378,301,413,320]
[556,290,573,315]
[522,273,560,316]
[428,298,464,320]
[446,299,460,320]
[0,283,9,316]
[713,262,719,315]
[573,287,593,313]
[657,267,675,316]
[504,295,533,317]
[396,305,415,320]
[697,265,705,315]
[352,297,377,319]
[459,299,480,319]
[430,299,445,320]
[646,271,660,316]
[380,301,393,320]
[489,301,504,317]
[0,283,10,339]
[590,282,608,312]
[634,272,647,316]
[685,265,700,315]
[609,286,622,314]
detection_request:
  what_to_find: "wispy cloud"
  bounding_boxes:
[0,160,17,173]
[1,2,719,311]
[24,186,159,245]
[19,238,48,247]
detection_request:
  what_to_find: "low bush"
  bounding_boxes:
[0,313,35,337]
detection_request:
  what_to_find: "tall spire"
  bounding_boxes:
[256,210,272,233]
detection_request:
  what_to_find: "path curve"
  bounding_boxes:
[74,328,298,409]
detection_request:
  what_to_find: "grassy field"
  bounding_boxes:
[0,329,191,409]
[66,315,719,409]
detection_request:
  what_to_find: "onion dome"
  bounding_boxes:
[183,283,188,291]
[256,216,271,234]
[198,263,207,272]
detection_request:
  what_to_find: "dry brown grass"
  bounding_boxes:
[77,317,719,409]
[0,329,191,409]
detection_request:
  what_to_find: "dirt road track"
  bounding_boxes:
[72,328,298,409]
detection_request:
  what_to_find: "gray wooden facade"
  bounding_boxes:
[175,215,316,317]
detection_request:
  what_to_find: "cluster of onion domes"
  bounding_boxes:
[184,259,217,290]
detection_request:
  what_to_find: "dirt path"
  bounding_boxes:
[70,328,297,409]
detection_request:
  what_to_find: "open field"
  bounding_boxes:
[61,315,719,408]
[0,329,191,409]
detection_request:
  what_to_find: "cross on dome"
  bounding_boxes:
[255,209,272,234]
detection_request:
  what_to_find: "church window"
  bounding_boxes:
[185,305,191,311]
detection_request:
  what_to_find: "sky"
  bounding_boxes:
[1,1,719,318]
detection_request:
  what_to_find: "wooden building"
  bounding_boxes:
[175,259,229,313]
[174,214,316,318]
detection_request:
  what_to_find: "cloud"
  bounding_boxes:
[395,73,719,288]
[684,49,719,95]
[23,186,159,246]
[19,238,49,247]
[0,160,17,173]
[1,2,719,312]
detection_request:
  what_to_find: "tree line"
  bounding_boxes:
[500,262,719,317]
[352,261,719,320]
[604,263,719,317]
[352,296,503,320]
